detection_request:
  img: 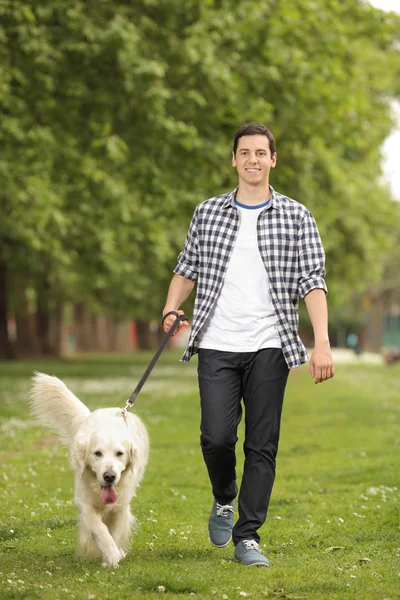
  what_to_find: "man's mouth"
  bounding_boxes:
[100,485,118,504]
[246,168,260,172]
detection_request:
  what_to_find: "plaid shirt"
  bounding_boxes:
[174,187,327,368]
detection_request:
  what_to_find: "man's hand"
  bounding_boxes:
[309,342,335,384]
[162,309,190,335]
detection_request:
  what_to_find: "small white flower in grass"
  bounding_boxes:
[168,529,176,535]
[239,592,248,597]
[45,571,52,577]
[222,595,229,599]
[353,512,365,519]
[157,585,166,592]
[338,517,344,523]
[9,529,14,533]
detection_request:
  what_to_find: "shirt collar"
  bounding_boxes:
[221,186,281,211]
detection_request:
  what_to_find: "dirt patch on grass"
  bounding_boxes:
[0,435,58,463]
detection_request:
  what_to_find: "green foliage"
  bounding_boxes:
[1,0,399,324]
[0,353,399,599]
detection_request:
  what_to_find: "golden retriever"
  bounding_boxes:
[29,372,149,567]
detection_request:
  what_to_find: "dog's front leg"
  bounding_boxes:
[79,505,123,568]
[106,505,135,556]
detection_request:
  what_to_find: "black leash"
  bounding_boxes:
[122,312,188,411]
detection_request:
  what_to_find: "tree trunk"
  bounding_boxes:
[73,302,89,352]
[50,299,64,357]
[135,320,154,350]
[36,276,52,355]
[15,293,39,357]
[0,259,12,359]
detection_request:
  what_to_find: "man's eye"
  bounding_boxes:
[94,451,102,457]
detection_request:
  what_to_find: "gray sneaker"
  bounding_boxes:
[234,540,270,567]
[208,499,235,547]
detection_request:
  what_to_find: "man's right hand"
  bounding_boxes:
[162,309,189,334]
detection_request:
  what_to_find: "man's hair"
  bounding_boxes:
[233,122,276,156]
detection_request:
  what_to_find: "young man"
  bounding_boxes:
[162,122,334,567]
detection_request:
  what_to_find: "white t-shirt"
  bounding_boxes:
[198,199,281,352]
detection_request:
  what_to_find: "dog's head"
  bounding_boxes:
[73,424,137,504]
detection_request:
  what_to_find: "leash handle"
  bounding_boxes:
[125,312,188,408]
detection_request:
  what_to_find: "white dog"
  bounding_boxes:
[29,372,149,567]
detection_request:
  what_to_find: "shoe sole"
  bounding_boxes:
[209,535,232,548]
[235,559,269,567]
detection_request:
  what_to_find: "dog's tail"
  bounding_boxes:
[30,372,91,445]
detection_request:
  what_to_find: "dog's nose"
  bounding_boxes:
[103,472,116,484]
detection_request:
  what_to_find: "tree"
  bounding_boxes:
[1,0,399,356]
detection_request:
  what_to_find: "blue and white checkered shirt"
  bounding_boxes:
[174,187,327,368]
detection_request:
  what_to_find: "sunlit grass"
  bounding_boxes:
[0,353,399,599]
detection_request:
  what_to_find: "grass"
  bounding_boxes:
[0,351,399,600]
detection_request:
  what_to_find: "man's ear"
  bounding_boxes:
[72,440,88,478]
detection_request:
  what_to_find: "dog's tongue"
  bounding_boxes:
[100,486,118,505]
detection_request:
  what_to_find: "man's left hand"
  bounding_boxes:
[309,343,335,384]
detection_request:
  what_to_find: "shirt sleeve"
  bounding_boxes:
[173,207,199,281]
[298,210,328,298]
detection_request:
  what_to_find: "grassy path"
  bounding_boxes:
[0,353,399,599]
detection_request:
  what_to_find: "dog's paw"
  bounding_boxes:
[102,560,120,569]
[118,549,127,559]
[102,548,123,568]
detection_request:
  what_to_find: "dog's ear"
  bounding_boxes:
[71,440,88,478]
[128,442,137,474]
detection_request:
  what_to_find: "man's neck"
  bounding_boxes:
[235,183,272,206]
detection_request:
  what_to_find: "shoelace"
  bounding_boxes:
[216,503,234,517]
[243,539,260,551]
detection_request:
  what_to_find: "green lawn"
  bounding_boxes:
[0,352,399,600]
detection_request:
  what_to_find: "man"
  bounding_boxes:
[162,122,334,567]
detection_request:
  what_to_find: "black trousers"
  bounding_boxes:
[197,348,289,545]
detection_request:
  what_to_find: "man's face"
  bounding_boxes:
[232,135,277,187]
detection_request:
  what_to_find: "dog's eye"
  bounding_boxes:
[116,451,124,457]
[94,451,103,457]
